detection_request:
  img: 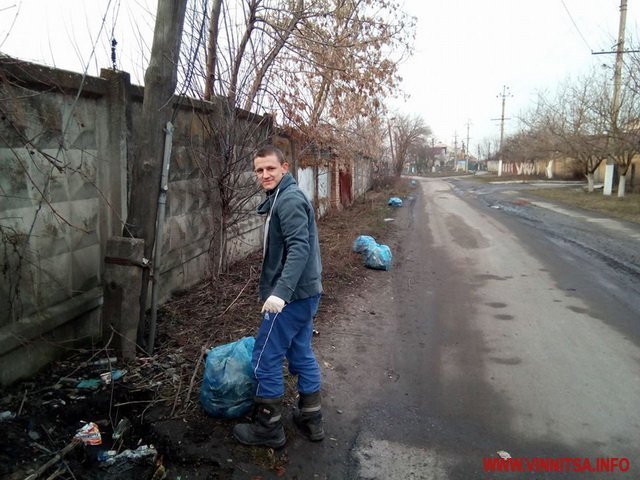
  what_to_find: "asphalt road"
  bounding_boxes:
[264,177,640,480]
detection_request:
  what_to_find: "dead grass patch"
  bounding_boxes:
[470,174,546,183]
[528,187,640,225]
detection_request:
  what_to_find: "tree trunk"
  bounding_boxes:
[123,0,188,348]
[617,174,626,198]
[204,0,223,101]
[310,75,331,127]
[243,0,303,110]
[228,0,259,104]
[586,173,594,193]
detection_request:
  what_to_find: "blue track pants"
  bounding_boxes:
[252,294,321,398]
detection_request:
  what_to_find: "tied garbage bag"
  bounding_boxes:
[388,197,403,207]
[365,243,392,270]
[352,235,377,253]
[200,336,257,418]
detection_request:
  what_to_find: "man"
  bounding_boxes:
[233,145,324,448]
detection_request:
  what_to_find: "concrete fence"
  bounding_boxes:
[0,58,374,385]
[486,158,581,178]
[486,156,640,188]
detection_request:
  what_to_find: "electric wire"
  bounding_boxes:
[560,0,594,53]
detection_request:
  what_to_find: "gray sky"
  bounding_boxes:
[395,0,639,149]
[1,0,637,152]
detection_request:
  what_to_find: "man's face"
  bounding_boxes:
[254,154,288,191]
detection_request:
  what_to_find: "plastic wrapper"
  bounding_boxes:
[100,445,157,466]
[365,243,392,270]
[200,336,257,418]
[388,197,403,207]
[100,369,127,384]
[75,422,102,445]
[352,235,377,253]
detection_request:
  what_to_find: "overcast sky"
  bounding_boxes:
[1,0,638,152]
[396,0,639,150]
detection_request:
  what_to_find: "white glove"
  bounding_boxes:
[261,295,285,313]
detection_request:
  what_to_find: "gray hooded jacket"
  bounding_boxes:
[256,173,323,303]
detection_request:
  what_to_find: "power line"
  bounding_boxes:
[559,0,593,53]
[0,3,16,13]
[0,1,20,49]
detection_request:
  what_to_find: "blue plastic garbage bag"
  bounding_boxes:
[388,197,403,207]
[365,243,392,270]
[352,235,377,253]
[200,336,257,418]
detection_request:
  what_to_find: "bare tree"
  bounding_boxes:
[179,0,309,274]
[408,138,431,174]
[522,74,609,191]
[254,0,415,161]
[391,114,431,176]
[175,0,415,273]
[598,73,640,197]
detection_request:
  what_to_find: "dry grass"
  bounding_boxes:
[158,178,412,353]
[151,176,415,412]
[467,173,640,225]
[528,187,640,225]
[470,173,547,183]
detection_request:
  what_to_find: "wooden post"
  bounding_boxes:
[102,237,146,360]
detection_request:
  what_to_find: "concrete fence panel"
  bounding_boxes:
[0,58,377,385]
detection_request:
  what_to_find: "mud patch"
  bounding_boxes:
[489,357,522,365]
[567,305,588,314]
[444,214,489,249]
[494,314,514,320]
[475,274,511,281]
[485,302,507,308]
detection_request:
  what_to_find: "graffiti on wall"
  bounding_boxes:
[501,162,545,176]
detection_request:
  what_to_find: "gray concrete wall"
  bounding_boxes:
[0,57,375,385]
[0,62,110,326]
[0,60,115,384]
[354,156,374,198]
[487,157,582,179]
[0,58,272,385]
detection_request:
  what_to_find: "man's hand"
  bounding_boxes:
[261,295,285,313]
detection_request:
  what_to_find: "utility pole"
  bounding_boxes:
[612,0,627,131]
[607,0,627,196]
[499,87,508,151]
[465,120,472,172]
[494,85,511,177]
[387,117,396,174]
[453,132,458,171]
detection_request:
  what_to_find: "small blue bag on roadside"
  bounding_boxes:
[200,336,256,418]
[353,235,377,253]
[365,243,392,270]
[388,197,403,207]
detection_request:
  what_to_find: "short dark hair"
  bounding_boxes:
[254,145,285,164]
